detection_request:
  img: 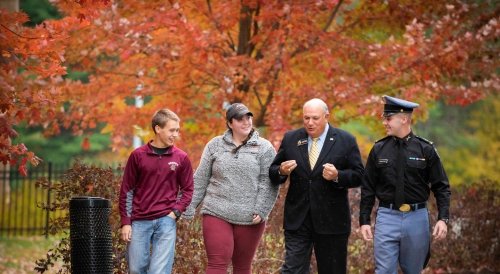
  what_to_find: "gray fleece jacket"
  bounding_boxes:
[183,130,279,225]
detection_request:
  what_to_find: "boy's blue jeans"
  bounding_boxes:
[128,215,177,274]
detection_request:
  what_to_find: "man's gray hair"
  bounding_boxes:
[303,98,329,113]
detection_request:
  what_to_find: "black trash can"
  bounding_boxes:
[70,196,113,274]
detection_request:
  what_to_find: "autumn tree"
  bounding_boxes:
[1,1,496,273]
[415,95,500,186]
[1,0,110,174]
[2,0,498,170]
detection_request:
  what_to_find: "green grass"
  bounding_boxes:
[0,236,63,273]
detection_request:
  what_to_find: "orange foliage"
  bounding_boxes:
[1,0,498,173]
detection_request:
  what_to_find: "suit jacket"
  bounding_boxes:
[269,125,364,234]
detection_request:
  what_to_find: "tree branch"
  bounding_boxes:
[249,4,260,57]
[290,0,345,59]
[206,0,213,13]
[322,0,344,32]
[205,0,236,52]
[237,3,257,56]
[1,23,40,39]
[226,31,237,52]
[93,67,162,78]
[254,6,291,127]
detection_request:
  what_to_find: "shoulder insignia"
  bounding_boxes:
[375,136,390,143]
[415,135,434,145]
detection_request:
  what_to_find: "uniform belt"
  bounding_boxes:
[379,201,427,212]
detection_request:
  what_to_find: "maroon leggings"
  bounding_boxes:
[202,214,265,274]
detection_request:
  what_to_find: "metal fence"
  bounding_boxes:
[0,162,68,237]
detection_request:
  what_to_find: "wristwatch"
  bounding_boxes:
[440,218,449,224]
[172,209,181,221]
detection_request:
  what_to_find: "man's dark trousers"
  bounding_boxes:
[281,213,349,274]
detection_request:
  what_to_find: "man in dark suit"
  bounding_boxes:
[269,98,364,274]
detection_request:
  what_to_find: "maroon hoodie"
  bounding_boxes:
[119,142,194,226]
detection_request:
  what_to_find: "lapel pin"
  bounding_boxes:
[297,139,307,146]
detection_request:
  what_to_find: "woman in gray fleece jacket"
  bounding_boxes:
[183,103,279,274]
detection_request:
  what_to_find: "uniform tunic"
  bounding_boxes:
[360,132,451,225]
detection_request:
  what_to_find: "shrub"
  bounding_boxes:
[427,180,499,273]
[347,180,499,274]
[34,161,127,273]
[35,162,498,273]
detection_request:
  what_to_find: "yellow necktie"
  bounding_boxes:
[309,137,320,169]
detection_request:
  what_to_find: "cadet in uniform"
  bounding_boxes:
[359,95,451,274]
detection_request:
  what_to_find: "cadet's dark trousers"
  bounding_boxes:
[281,213,349,274]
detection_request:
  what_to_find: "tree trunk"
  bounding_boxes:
[0,0,19,12]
